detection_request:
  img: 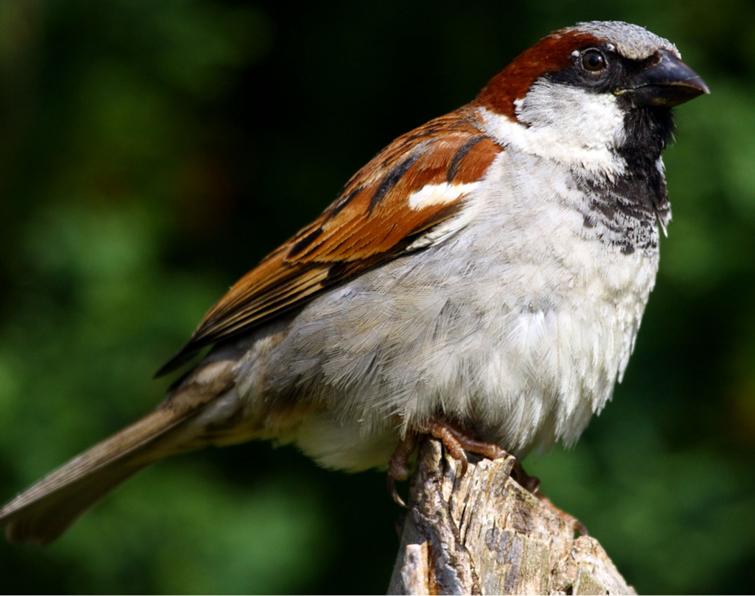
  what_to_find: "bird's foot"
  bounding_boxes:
[387,419,509,506]
[419,419,510,480]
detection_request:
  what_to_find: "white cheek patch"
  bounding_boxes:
[478,81,628,180]
[407,181,479,210]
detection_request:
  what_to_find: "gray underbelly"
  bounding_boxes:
[234,224,657,470]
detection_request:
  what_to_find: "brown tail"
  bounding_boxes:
[0,360,237,545]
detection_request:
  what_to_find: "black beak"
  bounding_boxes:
[618,50,710,107]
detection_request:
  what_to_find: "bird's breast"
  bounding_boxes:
[404,157,661,453]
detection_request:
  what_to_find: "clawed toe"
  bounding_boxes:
[421,419,509,472]
[386,418,513,505]
[387,475,407,508]
[387,432,418,507]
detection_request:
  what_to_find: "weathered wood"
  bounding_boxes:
[388,440,635,595]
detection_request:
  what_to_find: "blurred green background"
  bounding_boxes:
[0,0,753,593]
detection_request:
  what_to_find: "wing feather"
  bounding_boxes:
[155,108,501,376]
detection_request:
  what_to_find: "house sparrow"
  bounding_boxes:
[0,20,708,544]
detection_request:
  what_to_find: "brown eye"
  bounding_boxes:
[581,49,607,72]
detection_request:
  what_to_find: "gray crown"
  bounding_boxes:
[569,20,679,60]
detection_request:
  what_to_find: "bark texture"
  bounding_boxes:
[388,440,635,595]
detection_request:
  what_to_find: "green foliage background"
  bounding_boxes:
[0,1,753,593]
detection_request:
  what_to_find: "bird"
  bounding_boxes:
[0,20,708,544]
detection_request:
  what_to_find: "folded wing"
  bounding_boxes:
[156,108,501,376]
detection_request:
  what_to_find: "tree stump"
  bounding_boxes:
[388,440,635,595]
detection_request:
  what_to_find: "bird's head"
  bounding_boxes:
[475,21,709,176]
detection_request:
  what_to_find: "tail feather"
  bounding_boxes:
[3,456,147,545]
[0,359,237,545]
[0,408,194,544]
